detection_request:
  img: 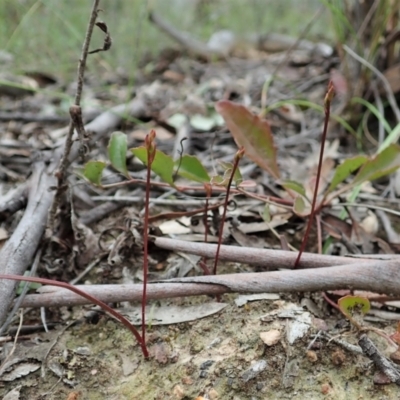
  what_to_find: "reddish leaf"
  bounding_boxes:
[215,100,280,179]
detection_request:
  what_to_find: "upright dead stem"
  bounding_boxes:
[213,147,244,275]
[294,82,335,268]
[48,0,101,231]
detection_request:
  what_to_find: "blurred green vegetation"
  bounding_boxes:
[0,0,331,80]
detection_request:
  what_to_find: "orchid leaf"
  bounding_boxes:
[293,195,311,217]
[82,161,107,186]
[327,155,368,193]
[281,180,306,197]
[175,155,210,183]
[108,131,128,177]
[352,144,400,185]
[131,147,175,186]
[215,100,280,179]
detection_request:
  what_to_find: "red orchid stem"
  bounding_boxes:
[141,130,156,357]
[213,148,244,275]
[294,82,334,269]
[0,274,149,358]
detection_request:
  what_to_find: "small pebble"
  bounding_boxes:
[306,350,318,363]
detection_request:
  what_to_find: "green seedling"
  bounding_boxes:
[338,295,370,330]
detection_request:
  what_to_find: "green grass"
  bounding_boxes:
[0,0,331,81]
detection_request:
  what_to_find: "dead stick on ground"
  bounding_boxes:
[153,237,400,269]
[18,259,400,308]
[358,334,400,385]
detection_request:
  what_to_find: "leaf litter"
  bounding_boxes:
[1,3,400,399]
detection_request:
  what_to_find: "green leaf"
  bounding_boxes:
[262,204,271,223]
[293,195,311,217]
[219,161,243,186]
[352,144,400,185]
[215,100,280,179]
[379,122,400,153]
[210,175,227,186]
[338,295,370,319]
[131,147,175,186]
[280,180,306,197]
[82,161,107,186]
[175,155,210,183]
[327,155,368,193]
[16,272,42,295]
[108,131,128,177]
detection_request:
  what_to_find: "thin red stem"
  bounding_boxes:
[213,149,243,275]
[0,274,148,358]
[141,150,152,358]
[294,83,333,268]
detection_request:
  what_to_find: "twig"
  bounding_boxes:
[0,112,69,123]
[0,310,23,376]
[0,183,28,222]
[69,254,105,285]
[359,334,400,385]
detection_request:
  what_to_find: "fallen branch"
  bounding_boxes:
[17,258,400,308]
[0,163,55,325]
[153,237,400,269]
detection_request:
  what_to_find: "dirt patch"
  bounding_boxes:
[2,292,400,399]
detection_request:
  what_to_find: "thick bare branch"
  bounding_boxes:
[153,237,400,269]
[18,259,400,308]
